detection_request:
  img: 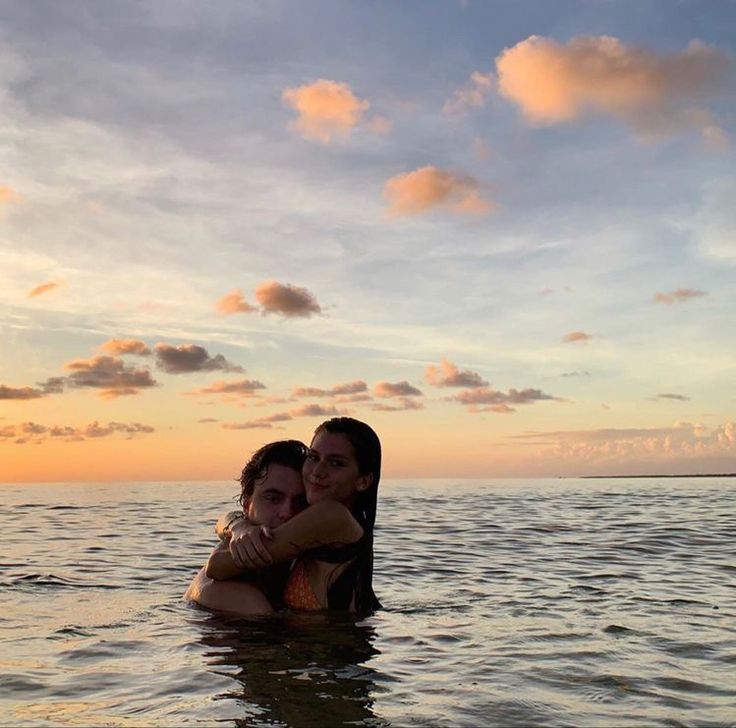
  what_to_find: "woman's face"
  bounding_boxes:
[303,431,372,506]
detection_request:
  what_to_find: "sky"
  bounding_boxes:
[1,0,735,482]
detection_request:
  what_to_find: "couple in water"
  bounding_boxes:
[186,417,381,618]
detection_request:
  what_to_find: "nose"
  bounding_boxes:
[311,459,327,479]
[278,499,300,523]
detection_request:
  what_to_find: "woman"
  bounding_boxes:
[209,417,381,618]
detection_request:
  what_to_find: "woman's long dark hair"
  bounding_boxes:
[313,417,382,617]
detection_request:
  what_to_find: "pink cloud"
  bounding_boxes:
[562,331,593,343]
[255,280,322,318]
[28,281,61,298]
[216,289,258,315]
[2,419,155,444]
[374,381,423,398]
[425,359,488,388]
[154,344,243,374]
[184,379,266,397]
[653,288,707,305]
[0,185,22,203]
[371,397,424,412]
[453,387,556,412]
[495,35,730,139]
[384,166,494,217]
[282,79,370,143]
[292,380,367,398]
[64,356,157,398]
[512,421,736,464]
[100,339,151,356]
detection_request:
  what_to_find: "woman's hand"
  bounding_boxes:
[228,520,274,570]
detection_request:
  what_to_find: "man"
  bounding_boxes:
[185,440,307,615]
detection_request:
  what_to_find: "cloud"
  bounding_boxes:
[0,385,45,400]
[444,71,495,115]
[656,393,690,402]
[1,419,155,444]
[371,397,425,412]
[221,403,343,430]
[184,379,266,397]
[561,371,591,378]
[64,355,157,398]
[0,185,22,203]
[562,331,593,343]
[28,281,61,298]
[39,377,65,394]
[653,288,707,305]
[292,380,367,398]
[282,79,370,143]
[511,421,736,463]
[222,421,276,430]
[374,381,423,398]
[100,338,151,356]
[495,35,731,138]
[425,359,488,388]
[255,280,322,318]
[384,166,494,216]
[365,115,392,134]
[453,387,556,412]
[154,344,243,374]
[215,289,258,315]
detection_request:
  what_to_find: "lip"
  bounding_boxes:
[307,479,329,490]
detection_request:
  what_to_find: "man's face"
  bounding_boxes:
[245,463,307,528]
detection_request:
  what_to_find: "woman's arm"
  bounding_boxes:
[227,499,363,573]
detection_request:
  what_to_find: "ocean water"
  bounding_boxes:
[1,477,735,727]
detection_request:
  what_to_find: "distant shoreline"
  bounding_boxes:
[582,473,736,479]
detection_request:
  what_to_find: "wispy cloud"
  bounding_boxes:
[561,371,591,378]
[384,166,494,216]
[444,71,495,116]
[496,35,731,140]
[371,397,424,412]
[425,359,488,388]
[255,280,322,318]
[64,356,157,398]
[655,393,690,402]
[653,288,707,304]
[100,339,151,356]
[215,289,258,316]
[154,344,243,374]
[292,381,367,398]
[184,379,266,397]
[28,281,62,298]
[452,387,556,413]
[562,331,593,343]
[221,403,343,430]
[282,79,372,143]
[1,420,155,444]
[511,421,736,463]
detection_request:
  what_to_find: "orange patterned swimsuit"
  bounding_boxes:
[283,559,321,610]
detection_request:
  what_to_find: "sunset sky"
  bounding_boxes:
[1,1,734,482]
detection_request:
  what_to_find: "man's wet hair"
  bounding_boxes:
[237,440,308,507]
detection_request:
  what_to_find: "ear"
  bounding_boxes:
[356,472,373,493]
